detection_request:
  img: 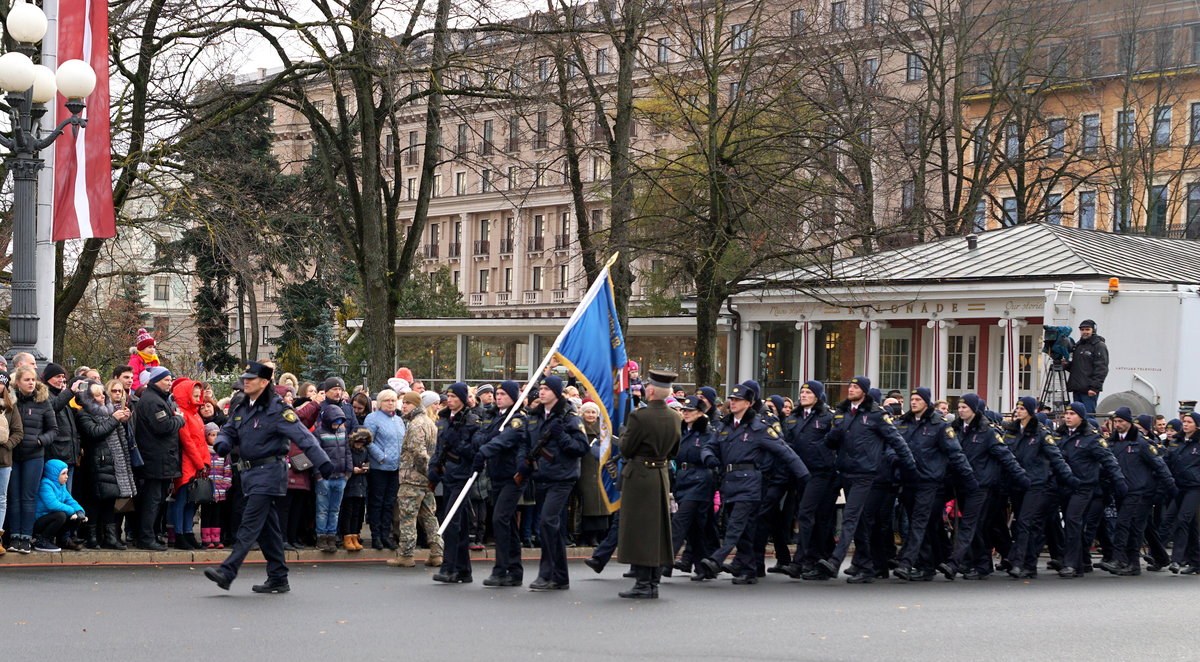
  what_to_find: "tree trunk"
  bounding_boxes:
[247,279,261,361]
[692,276,724,388]
[236,282,247,367]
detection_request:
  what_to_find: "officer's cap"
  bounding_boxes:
[240,361,273,381]
[679,395,702,411]
[728,382,756,402]
[647,369,677,389]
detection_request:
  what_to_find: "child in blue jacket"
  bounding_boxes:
[34,459,86,552]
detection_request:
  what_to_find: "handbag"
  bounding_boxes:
[114,497,135,514]
[187,476,215,504]
[289,453,314,472]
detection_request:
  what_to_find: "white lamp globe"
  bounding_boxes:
[30,64,55,103]
[0,51,35,93]
[55,59,95,99]
[6,2,48,44]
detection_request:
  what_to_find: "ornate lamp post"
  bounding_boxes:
[2,1,96,363]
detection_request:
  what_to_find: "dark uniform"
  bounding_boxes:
[668,397,717,575]
[781,384,837,577]
[616,370,682,598]
[955,403,1027,577]
[1004,417,1075,577]
[1165,429,1200,570]
[428,383,481,583]
[205,362,331,592]
[1105,421,1175,574]
[474,381,527,585]
[1056,419,1124,576]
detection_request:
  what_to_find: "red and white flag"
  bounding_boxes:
[53,0,115,241]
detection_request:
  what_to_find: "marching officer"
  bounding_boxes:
[664,395,717,578]
[1004,396,1076,579]
[1055,402,1125,578]
[427,382,481,584]
[204,361,332,593]
[696,380,809,585]
[473,380,527,586]
[616,369,682,599]
[1100,407,1175,576]
[780,381,837,580]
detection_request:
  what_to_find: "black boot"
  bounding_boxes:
[650,567,662,598]
[83,524,100,549]
[619,566,656,599]
[101,525,127,550]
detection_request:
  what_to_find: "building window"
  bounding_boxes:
[456,123,468,156]
[657,37,671,63]
[731,23,751,50]
[384,136,395,167]
[907,0,922,17]
[863,58,879,87]
[1048,118,1066,158]
[1116,109,1135,149]
[481,169,492,193]
[1046,193,1063,225]
[1078,191,1096,230]
[1113,188,1132,232]
[482,119,494,155]
[479,218,490,242]
[1154,27,1174,68]
[558,264,568,289]
[455,172,466,195]
[432,173,442,197]
[1148,184,1169,234]
[478,269,490,292]
[1191,103,1200,144]
[406,130,419,165]
[507,165,518,190]
[900,180,915,212]
[1004,123,1021,160]
[537,58,550,81]
[1187,183,1200,238]
[973,200,987,232]
[878,335,910,393]
[1082,114,1100,154]
[533,214,544,238]
[906,53,925,81]
[946,332,977,392]
[406,177,416,200]
[972,122,989,162]
[508,116,520,151]
[596,48,609,74]
[1047,44,1068,78]
[592,156,608,181]
[535,111,548,149]
[831,1,847,30]
[1193,25,1200,63]
[452,270,460,289]
[502,267,513,292]
[533,164,546,187]
[864,0,880,25]
[790,9,806,36]
[1154,107,1172,147]
[1118,31,1137,72]
[1002,197,1019,226]
[261,325,269,340]
[531,266,543,290]
[153,277,169,301]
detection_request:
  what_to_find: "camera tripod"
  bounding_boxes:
[1040,360,1070,417]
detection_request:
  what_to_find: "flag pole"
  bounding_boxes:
[437,253,620,536]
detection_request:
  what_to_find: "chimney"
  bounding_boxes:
[966,234,978,250]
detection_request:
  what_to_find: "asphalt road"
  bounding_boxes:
[4,560,1199,661]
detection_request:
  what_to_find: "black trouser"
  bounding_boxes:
[33,511,71,540]
[1144,497,1170,566]
[592,509,620,565]
[967,486,1003,572]
[752,482,792,572]
[94,498,116,528]
[367,469,399,544]
[490,480,523,579]
[830,476,875,573]
[1061,484,1099,570]
[985,490,1014,564]
[1080,490,1106,570]
[865,482,898,574]
[137,478,171,545]
[1113,493,1153,567]
[536,481,573,585]
[1009,485,1056,572]
[795,471,839,566]
[277,488,311,545]
[439,481,473,576]
[898,482,942,569]
[1168,488,1200,566]
[219,493,287,582]
[671,499,712,570]
[708,499,758,573]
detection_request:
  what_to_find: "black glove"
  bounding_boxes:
[704,456,719,470]
[427,467,443,484]
[1067,475,1082,490]
[472,453,486,473]
[541,419,564,442]
[318,462,335,480]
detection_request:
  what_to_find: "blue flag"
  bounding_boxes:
[552,261,627,512]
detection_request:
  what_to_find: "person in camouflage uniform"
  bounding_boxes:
[387,391,444,567]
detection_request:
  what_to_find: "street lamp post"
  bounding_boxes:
[2,1,96,364]
[359,359,368,392]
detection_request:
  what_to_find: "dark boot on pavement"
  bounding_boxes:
[619,566,656,599]
[252,579,291,594]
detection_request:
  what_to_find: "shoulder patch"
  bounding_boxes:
[282,409,298,423]
[945,428,955,439]
[1045,437,1055,445]
[1150,445,1158,455]
[767,426,780,439]
[1099,439,1108,448]
[511,418,522,429]
[155,410,167,420]
[882,414,893,425]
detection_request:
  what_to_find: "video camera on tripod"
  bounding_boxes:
[1042,325,1075,365]
[1040,325,1075,416]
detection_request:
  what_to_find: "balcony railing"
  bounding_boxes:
[1122,223,1200,240]
[551,289,567,304]
[498,238,514,254]
[423,243,439,259]
[496,292,511,305]
[523,290,540,305]
[527,236,544,252]
[473,240,490,256]
[448,242,462,258]
[469,293,486,306]
[554,234,570,250]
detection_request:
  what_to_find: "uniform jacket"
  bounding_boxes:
[172,378,212,490]
[1111,428,1174,496]
[46,383,82,465]
[825,397,916,479]
[1004,418,1073,488]
[957,414,1026,488]
[784,402,836,472]
[895,409,973,484]
[214,390,330,497]
[1066,334,1109,393]
[36,458,84,520]
[77,395,137,500]
[701,411,809,502]
[476,406,525,481]
[132,382,184,481]
[1167,432,1200,489]
[1056,423,1124,487]
[14,382,54,463]
[617,399,680,567]
[673,416,717,502]
[517,398,589,483]
[398,408,437,487]
[431,406,481,484]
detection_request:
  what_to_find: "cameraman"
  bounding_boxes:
[1067,320,1108,413]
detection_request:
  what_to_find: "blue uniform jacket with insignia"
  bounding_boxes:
[700,412,808,503]
[476,407,526,481]
[956,415,1026,488]
[784,403,836,472]
[214,391,330,497]
[824,398,916,478]
[517,399,589,482]
[673,417,717,503]
[1004,419,1073,487]
[1167,433,1200,488]
[1056,424,1123,487]
[895,409,973,484]
[431,407,481,485]
[1112,428,1175,495]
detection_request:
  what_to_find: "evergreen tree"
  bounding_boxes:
[301,321,344,383]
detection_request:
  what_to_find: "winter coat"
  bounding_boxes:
[825,397,916,479]
[0,396,24,469]
[1056,423,1124,487]
[297,398,358,436]
[132,382,184,480]
[895,409,973,484]
[36,458,84,520]
[1111,428,1174,496]
[956,414,1027,489]
[127,351,160,391]
[76,395,137,500]
[398,409,436,487]
[517,399,589,483]
[784,402,836,472]
[578,419,610,518]
[172,378,212,490]
[1066,334,1109,393]
[431,407,480,484]
[1004,418,1073,488]
[210,450,233,502]
[46,383,82,465]
[476,407,525,481]
[1167,432,1200,489]
[286,441,313,491]
[364,409,403,471]
[346,444,369,498]
[673,416,717,503]
[316,404,353,477]
[617,399,680,567]
[14,381,55,463]
[701,411,809,502]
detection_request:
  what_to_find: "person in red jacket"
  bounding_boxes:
[169,378,211,549]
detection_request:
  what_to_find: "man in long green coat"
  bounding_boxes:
[617,369,681,599]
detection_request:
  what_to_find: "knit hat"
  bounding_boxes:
[868,388,882,404]
[204,422,220,435]
[476,384,495,396]
[1078,319,1096,330]
[625,360,639,372]
[1067,402,1089,419]
[849,375,871,392]
[145,366,172,387]
[274,384,294,399]
[1169,419,1184,434]
[136,328,155,351]
[498,380,521,404]
[420,391,440,409]
[322,377,346,393]
[768,395,785,414]
[402,391,423,409]
[41,362,67,383]
[1136,414,1155,433]
[541,375,564,400]
[446,382,469,405]
[0,372,9,389]
[387,377,411,394]
[579,401,602,416]
[1017,396,1038,417]
[801,380,827,403]
[1112,406,1133,424]
[699,386,719,407]
[961,393,985,414]
[911,387,933,409]
[743,380,761,405]
[1186,412,1200,428]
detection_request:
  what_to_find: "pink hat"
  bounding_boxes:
[395,367,414,382]
[136,328,155,351]
[626,360,639,371]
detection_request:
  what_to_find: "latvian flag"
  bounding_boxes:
[53,0,115,241]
